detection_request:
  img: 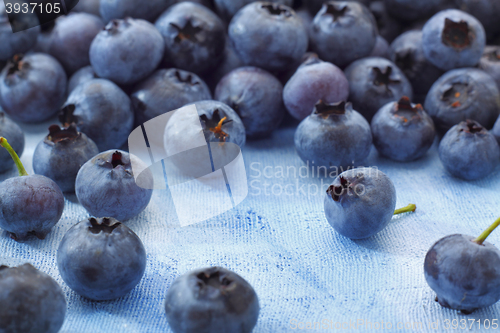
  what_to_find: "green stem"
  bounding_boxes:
[0,137,27,176]
[474,217,500,245]
[394,204,416,215]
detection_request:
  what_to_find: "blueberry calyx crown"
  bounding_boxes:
[394,51,416,75]
[170,20,203,43]
[104,18,131,34]
[441,83,468,108]
[326,176,350,202]
[262,3,292,17]
[323,3,348,22]
[195,268,233,297]
[442,18,472,50]
[314,100,348,119]
[88,217,121,235]
[458,119,485,134]
[301,53,321,67]
[174,70,199,86]
[200,109,232,142]
[6,54,30,77]
[372,67,400,93]
[393,96,422,123]
[46,124,80,144]
[59,104,77,127]
[111,151,126,168]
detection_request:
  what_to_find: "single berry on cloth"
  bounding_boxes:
[0,53,67,123]
[283,55,349,121]
[165,266,259,333]
[75,149,154,221]
[424,68,500,132]
[294,100,372,170]
[422,9,486,71]
[371,97,436,162]
[228,1,308,73]
[0,112,24,174]
[438,120,500,180]
[33,124,99,193]
[215,66,285,139]
[424,216,500,314]
[309,1,378,68]
[57,217,147,301]
[324,167,415,239]
[344,57,413,121]
[0,264,66,333]
[0,137,64,241]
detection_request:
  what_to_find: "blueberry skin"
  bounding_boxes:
[283,56,349,121]
[33,125,99,193]
[67,65,97,94]
[60,79,134,151]
[100,0,175,23]
[389,30,444,100]
[344,57,413,121]
[368,1,402,43]
[294,101,372,170]
[371,97,436,162]
[369,35,390,59]
[0,53,67,123]
[424,234,500,313]
[306,0,371,15]
[0,264,66,333]
[131,69,212,126]
[229,2,308,73]
[455,0,500,39]
[214,0,293,21]
[0,113,24,174]
[324,167,397,239]
[439,120,500,180]
[73,0,100,16]
[165,266,259,333]
[0,12,39,61]
[57,217,146,301]
[493,116,500,145]
[422,9,486,71]
[424,68,500,132]
[48,13,104,74]
[309,2,378,68]
[215,66,285,139]
[90,18,165,85]
[155,2,226,75]
[384,0,443,22]
[75,150,154,221]
[478,46,500,91]
[0,174,64,240]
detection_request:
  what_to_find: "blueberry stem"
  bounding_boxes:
[0,137,28,176]
[474,217,500,245]
[393,204,416,215]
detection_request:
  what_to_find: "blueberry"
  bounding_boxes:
[0,6,40,61]
[368,1,402,43]
[439,120,500,180]
[294,101,372,170]
[424,217,500,313]
[0,137,64,240]
[369,35,390,59]
[132,69,212,126]
[384,0,443,22]
[371,97,435,162]
[215,66,285,139]
[202,39,245,91]
[389,30,444,101]
[424,68,500,132]
[309,1,378,68]
[455,0,500,39]
[73,0,100,16]
[0,53,67,123]
[164,266,259,333]
[283,55,349,121]
[99,0,175,23]
[214,0,293,21]
[67,65,97,94]
[90,18,164,85]
[324,167,415,239]
[57,217,146,301]
[48,13,104,74]
[155,2,226,75]
[344,57,413,121]
[33,124,99,193]
[478,46,500,91]
[0,112,24,174]
[60,79,134,151]
[75,150,154,221]
[0,264,66,333]
[229,2,308,73]
[306,0,371,15]
[493,116,500,145]
[422,9,486,71]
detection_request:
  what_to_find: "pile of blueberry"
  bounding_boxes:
[0,0,500,331]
